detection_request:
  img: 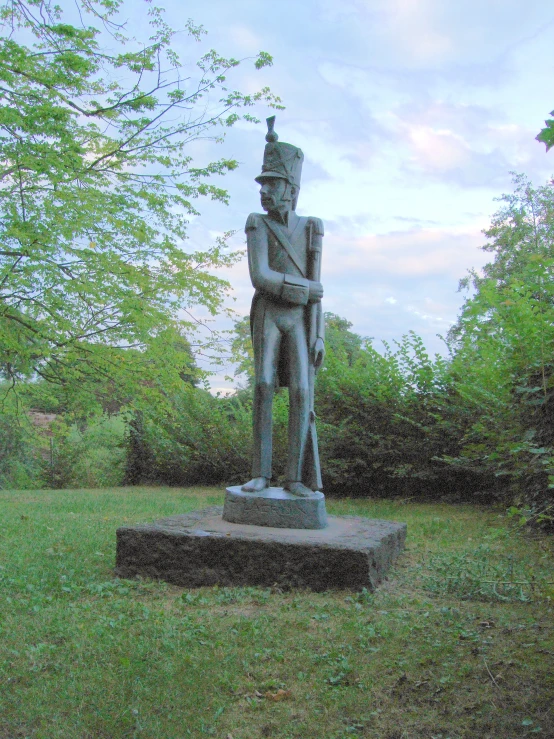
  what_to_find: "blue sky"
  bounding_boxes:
[131,0,554,390]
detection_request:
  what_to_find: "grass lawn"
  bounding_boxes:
[0,486,553,739]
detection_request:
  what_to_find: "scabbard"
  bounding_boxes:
[305,221,323,491]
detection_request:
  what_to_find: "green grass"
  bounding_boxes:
[0,487,553,739]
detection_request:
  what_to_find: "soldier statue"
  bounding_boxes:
[241,117,325,498]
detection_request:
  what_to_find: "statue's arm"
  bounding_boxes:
[246,213,311,305]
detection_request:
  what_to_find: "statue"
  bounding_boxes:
[116,117,407,574]
[241,117,325,498]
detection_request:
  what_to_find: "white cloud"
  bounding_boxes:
[381,0,453,63]
[227,24,262,53]
[407,125,471,172]
[324,225,486,279]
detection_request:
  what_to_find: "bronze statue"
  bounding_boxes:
[241,117,325,498]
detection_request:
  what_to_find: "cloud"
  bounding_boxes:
[379,0,453,64]
[314,223,490,353]
[309,63,549,191]
[324,224,486,279]
[227,24,262,53]
[382,99,553,188]
[408,125,470,172]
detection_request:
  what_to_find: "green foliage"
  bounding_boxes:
[458,173,554,289]
[323,313,364,366]
[0,416,42,489]
[444,174,554,516]
[317,330,468,497]
[9,171,554,516]
[0,385,44,488]
[42,414,126,488]
[226,184,554,510]
[230,315,255,387]
[0,0,281,406]
[123,411,156,486]
[536,110,554,152]
[132,385,290,487]
[130,387,253,486]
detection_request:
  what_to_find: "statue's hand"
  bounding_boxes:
[308,281,323,303]
[312,338,325,369]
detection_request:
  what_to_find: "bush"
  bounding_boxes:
[0,406,43,490]
[126,387,253,486]
[42,415,126,489]
[126,385,291,487]
[317,332,483,498]
[443,263,554,515]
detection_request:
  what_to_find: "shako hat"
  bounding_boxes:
[255,116,303,189]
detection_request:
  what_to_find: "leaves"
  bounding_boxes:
[536,111,554,152]
[0,0,281,406]
[444,174,554,516]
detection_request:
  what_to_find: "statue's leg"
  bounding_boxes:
[249,310,281,485]
[284,316,311,493]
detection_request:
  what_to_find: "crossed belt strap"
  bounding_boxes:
[262,215,307,279]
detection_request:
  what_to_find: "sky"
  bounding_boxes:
[127,0,554,391]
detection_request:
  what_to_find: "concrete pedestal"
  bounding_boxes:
[223,486,327,529]
[115,506,407,592]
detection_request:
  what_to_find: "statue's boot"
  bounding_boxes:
[284,481,314,498]
[241,476,269,493]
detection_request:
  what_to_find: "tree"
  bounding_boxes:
[445,174,554,515]
[323,312,363,366]
[450,174,554,353]
[463,174,554,288]
[230,315,255,388]
[0,0,280,405]
[449,174,554,364]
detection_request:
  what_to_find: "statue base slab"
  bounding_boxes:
[115,506,407,592]
[223,486,327,529]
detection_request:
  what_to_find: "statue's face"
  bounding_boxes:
[259,177,289,213]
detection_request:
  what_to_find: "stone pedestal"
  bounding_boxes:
[223,486,327,529]
[115,506,407,592]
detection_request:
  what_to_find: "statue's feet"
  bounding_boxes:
[284,481,315,498]
[241,477,269,493]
